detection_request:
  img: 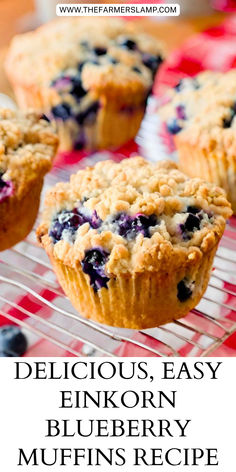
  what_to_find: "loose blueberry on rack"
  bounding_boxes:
[82,248,110,292]
[177,279,193,302]
[50,206,102,243]
[119,38,137,50]
[0,172,14,203]
[166,117,182,135]
[110,212,158,239]
[0,325,27,356]
[51,102,72,121]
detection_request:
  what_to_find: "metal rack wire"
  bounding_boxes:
[0,98,236,357]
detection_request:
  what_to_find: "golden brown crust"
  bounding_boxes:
[0,108,58,198]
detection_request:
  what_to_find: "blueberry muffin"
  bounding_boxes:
[159,70,236,213]
[0,108,58,251]
[37,157,231,329]
[5,17,165,152]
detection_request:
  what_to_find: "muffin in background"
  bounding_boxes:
[37,157,232,329]
[0,108,58,251]
[5,17,165,153]
[159,70,236,213]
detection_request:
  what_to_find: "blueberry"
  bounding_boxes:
[0,173,13,202]
[166,118,182,135]
[0,325,27,356]
[132,66,141,74]
[142,53,163,76]
[0,172,7,189]
[0,352,16,357]
[76,101,100,125]
[82,248,110,292]
[175,77,200,92]
[176,104,186,120]
[51,102,71,121]
[175,80,183,92]
[90,210,102,229]
[40,113,50,122]
[94,47,107,56]
[111,212,157,239]
[80,40,89,48]
[177,279,193,302]
[74,133,86,150]
[119,38,137,50]
[71,75,87,100]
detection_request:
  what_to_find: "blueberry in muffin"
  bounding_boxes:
[37,157,232,329]
[5,18,165,152]
[0,325,27,356]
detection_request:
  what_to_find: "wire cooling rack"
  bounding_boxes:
[0,98,236,357]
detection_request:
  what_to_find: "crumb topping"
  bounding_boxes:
[37,157,232,275]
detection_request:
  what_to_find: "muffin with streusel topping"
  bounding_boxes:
[159,70,236,213]
[5,17,165,152]
[0,108,58,251]
[37,157,232,329]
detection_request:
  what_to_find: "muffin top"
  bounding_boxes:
[159,69,236,153]
[6,17,165,107]
[0,108,58,202]
[37,157,232,287]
